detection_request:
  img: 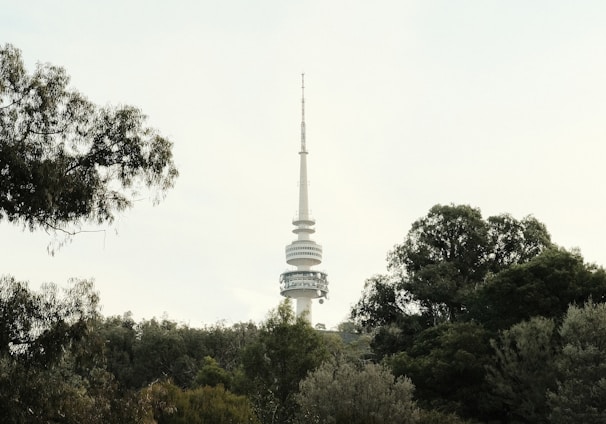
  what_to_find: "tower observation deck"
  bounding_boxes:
[279,75,329,321]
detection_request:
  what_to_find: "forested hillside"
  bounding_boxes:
[3,204,606,423]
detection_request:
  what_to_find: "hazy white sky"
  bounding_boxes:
[2,1,606,328]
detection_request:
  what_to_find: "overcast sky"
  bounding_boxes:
[2,1,606,328]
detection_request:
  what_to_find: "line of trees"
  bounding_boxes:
[5,259,605,424]
[0,278,416,423]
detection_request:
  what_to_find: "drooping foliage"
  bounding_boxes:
[0,44,178,235]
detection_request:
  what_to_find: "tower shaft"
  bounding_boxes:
[298,150,310,231]
[280,75,329,322]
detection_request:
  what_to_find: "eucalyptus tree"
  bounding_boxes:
[0,44,177,241]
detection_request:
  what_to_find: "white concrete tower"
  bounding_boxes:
[279,74,329,322]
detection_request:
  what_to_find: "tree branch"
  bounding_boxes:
[42,219,107,236]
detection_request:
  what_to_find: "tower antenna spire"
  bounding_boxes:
[301,73,306,152]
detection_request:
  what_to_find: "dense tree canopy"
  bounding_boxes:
[390,321,493,419]
[469,248,606,331]
[386,204,553,323]
[353,204,554,335]
[98,316,259,392]
[0,44,177,235]
[349,204,606,422]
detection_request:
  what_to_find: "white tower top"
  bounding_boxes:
[280,75,329,322]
